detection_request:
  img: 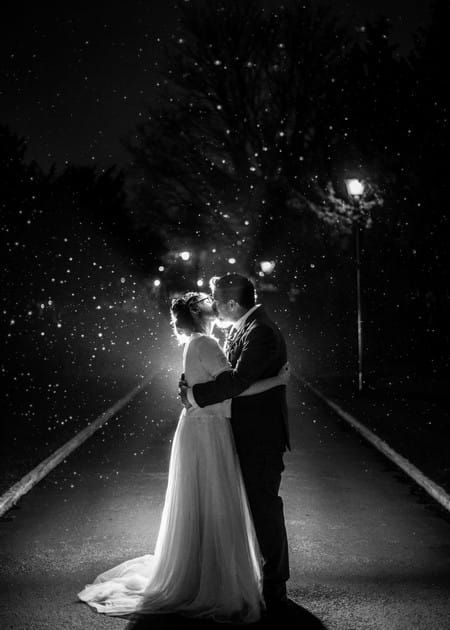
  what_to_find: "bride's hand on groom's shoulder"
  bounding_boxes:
[278,362,291,384]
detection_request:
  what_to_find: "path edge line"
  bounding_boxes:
[297,375,450,514]
[0,377,151,518]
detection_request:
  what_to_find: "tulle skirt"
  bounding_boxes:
[78,407,264,624]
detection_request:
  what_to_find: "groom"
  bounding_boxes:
[179,273,290,612]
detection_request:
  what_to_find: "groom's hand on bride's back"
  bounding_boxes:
[178,374,192,408]
[278,362,291,384]
[178,373,187,388]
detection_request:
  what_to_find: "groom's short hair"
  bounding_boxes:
[210,273,256,309]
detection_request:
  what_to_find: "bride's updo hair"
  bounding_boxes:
[170,292,204,341]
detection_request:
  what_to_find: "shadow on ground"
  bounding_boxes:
[125,600,327,629]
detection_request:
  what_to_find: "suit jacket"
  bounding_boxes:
[192,306,290,455]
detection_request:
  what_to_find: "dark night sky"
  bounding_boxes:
[1,0,431,172]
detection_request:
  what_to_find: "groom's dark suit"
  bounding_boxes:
[191,305,290,603]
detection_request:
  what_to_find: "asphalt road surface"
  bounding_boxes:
[1,379,449,630]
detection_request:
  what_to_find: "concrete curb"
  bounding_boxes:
[297,375,450,514]
[0,377,152,518]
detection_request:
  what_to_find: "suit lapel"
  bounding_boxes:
[227,306,265,365]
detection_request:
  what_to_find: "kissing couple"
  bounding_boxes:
[78,273,291,625]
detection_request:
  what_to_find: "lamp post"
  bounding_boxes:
[345,178,365,392]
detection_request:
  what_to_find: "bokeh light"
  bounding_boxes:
[260,260,276,274]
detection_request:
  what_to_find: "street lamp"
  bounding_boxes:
[345,178,365,392]
[345,178,364,198]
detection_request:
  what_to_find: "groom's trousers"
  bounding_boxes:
[238,449,290,603]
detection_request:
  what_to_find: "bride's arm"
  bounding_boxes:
[192,337,288,406]
[237,363,290,397]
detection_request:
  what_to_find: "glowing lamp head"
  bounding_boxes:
[153,279,161,287]
[228,258,236,265]
[260,260,275,274]
[345,178,365,199]
[197,279,204,287]
[180,251,191,261]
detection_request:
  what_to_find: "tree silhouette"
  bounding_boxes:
[125,0,355,281]
[1,124,46,317]
[403,0,450,368]
[1,125,160,389]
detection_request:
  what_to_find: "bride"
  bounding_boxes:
[78,291,289,624]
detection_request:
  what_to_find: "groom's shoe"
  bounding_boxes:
[264,596,290,616]
[264,598,327,629]
[263,581,287,609]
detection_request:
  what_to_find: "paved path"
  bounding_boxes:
[1,381,449,630]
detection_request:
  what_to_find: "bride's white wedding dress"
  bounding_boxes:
[78,333,264,624]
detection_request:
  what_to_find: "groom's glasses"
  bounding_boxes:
[186,295,213,306]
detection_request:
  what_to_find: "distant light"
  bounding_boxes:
[260,260,276,274]
[120,277,126,283]
[212,248,217,253]
[197,279,204,287]
[345,178,365,198]
[180,251,191,261]
[154,279,161,287]
[158,265,165,272]
[228,258,236,265]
